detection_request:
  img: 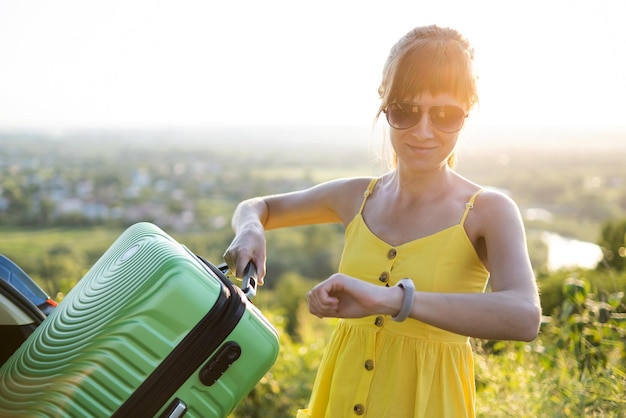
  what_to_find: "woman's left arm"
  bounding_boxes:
[401,191,541,341]
[307,192,542,341]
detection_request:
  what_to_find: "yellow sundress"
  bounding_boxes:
[297,178,490,418]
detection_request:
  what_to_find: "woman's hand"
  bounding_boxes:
[306,274,403,319]
[223,222,267,285]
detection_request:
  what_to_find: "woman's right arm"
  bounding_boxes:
[223,177,372,282]
[224,197,270,281]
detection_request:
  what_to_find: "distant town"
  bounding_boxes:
[0,129,369,232]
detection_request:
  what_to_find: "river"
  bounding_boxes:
[541,231,604,271]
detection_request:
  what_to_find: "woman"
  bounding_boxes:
[224,25,541,418]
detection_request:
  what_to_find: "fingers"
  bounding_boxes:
[306,274,382,319]
[249,258,266,286]
[223,247,267,286]
[222,249,237,273]
[256,262,266,286]
[306,287,338,318]
[306,275,347,317]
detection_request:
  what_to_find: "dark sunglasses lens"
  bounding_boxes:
[386,103,421,129]
[429,106,466,132]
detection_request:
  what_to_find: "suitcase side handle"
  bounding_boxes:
[217,261,257,300]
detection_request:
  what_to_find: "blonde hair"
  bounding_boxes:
[376,25,479,169]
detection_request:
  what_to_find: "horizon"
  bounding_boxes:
[2,123,624,153]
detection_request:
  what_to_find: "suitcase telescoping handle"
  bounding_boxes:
[217,261,257,300]
[240,262,257,299]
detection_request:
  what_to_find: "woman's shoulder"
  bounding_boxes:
[318,176,378,194]
[316,176,379,223]
[475,187,520,211]
[316,176,379,205]
[470,186,524,234]
[461,184,525,251]
[454,174,517,210]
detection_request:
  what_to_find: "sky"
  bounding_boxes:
[1,0,625,131]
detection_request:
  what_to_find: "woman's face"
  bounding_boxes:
[388,91,466,172]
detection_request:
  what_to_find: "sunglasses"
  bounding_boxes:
[384,102,467,133]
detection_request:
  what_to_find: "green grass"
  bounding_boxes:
[0,226,121,250]
[0,226,123,295]
[0,226,121,263]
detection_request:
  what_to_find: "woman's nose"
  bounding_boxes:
[411,111,434,138]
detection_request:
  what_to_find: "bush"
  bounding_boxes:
[476,276,626,417]
[538,268,626,316]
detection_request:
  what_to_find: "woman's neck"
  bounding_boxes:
[385,164,457,200]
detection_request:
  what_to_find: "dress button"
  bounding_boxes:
[378,271,389,283]
[364,359,374,371]
[374,315,384,327]
[353,404,365,415]
[387,248,397,259]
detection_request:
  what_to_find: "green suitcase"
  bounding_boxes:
[0,222,279,417]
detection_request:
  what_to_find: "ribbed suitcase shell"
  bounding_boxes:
[0,222,279,417]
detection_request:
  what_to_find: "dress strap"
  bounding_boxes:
[358,178,378,215]
[460,189,483,225]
